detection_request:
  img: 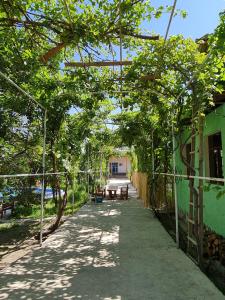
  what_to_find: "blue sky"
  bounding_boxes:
[148,0,225,39]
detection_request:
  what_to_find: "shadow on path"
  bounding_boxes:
[0,179,224,299]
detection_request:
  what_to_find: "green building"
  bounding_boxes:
[176,102,225,237]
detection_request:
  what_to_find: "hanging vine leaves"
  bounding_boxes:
[0,0,164,62]
[1,0,225,234]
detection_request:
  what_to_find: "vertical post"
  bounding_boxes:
[100,151,103,184]
[107,160,110,184]
[72,170,75,213]
[87,141,90,200]
[119,0,123,107]
[40,109,47,247]
[172,110,179,248]
[151,129,156,210]
[198,114,204,263]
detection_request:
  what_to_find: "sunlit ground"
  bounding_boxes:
[0,179,223,299]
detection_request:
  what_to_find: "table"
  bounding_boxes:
[107,186,118,199]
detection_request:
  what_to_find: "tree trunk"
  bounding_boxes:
[36,175,68,239]
[50,140,58,207]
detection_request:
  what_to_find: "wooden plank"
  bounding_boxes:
[140,75,160,81]
[188,218,195,224]
[65,61,133,68]
[187,108,198,255]
[123,33,160,40]
[187,236,198,246]
[198,115,204,263]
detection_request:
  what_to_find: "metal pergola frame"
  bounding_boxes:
[0,0,199,253]
[62,0,180,248]
[65,61,133,68]
[0,70,47,246]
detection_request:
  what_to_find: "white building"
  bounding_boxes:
[108,156,131,176]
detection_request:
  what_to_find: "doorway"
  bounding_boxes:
[112,162,118,175]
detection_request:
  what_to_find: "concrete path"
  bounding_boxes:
[0,179,224,300]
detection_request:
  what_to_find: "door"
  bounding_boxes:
[112,163,118,175]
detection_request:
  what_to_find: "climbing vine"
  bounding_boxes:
[1,1,225,230]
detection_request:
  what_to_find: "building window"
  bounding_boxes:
[208,132,223,182]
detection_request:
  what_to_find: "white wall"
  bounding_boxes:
[108,156,131,174]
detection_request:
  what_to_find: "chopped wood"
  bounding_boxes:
[214,239,220,246]
[208,233,217,242]
[65,61,133,68]
[203,232,225,262]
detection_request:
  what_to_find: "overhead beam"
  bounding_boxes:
[122,33,160,41]
[114,30,160,41]
[65,61,133,68]
[140,74,160,81]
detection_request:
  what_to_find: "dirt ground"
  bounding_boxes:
[0,199,86,269]
[157,212,225,295]
[0,220,40,259]
[0,216,58,268]
[0,220,42,270]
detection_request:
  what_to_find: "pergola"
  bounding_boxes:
[1,0,220,267]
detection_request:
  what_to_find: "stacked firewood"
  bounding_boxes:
[206,233,221,258]
[219,240,225,265]
[204,232,225,265]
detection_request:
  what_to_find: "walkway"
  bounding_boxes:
[0,179,224,299]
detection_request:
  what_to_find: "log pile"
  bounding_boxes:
[219,240,225,265]
[206,234,221,258]
[204,232,225,265]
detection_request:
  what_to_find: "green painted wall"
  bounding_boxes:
[176,104,225,236]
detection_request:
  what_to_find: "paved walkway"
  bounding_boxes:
[0,179,224,299]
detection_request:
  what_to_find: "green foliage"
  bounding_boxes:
[0,0,161,62]
[1,1,225,218]
[203,183,225,200]
[12,184,87,219]
[0,222,19,233]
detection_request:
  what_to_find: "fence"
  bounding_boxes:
[131,172,175,211]
[131,172,149,208]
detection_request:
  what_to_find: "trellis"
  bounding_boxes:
[0,70,48,246]
[0,72,98,245]
[62,0,222,266]
[62,0,180,247]
[1,0,219,267]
